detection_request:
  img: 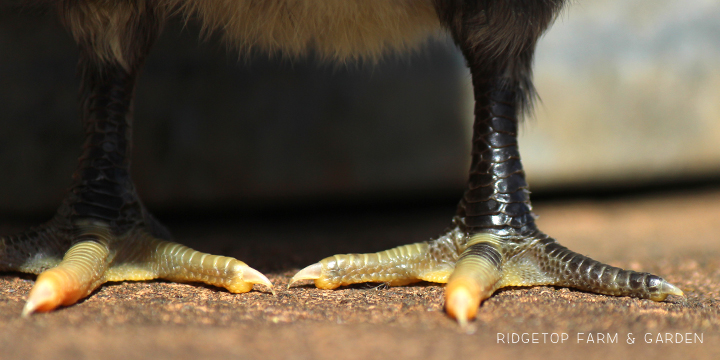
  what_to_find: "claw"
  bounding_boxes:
[22,238,109,317]
[444,279,481,326]
[651,279,684,301]
[288,262,323,288]
[240,264,275,295]
[21,268,84,317]
[21,277,61,317]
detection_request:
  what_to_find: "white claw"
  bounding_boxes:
[21,274,64,317]
[288,263,323,288]
[241,265,274,295]
[21,299,39,318]
[661,280,685,298]
[445,285,477,327]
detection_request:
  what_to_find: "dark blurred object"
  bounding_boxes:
[0,6,470,215]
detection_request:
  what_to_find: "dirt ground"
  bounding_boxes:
[1,189,719,360]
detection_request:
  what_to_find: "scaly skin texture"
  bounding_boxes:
[291,224,683,325]
[2,219,271,316]
[291,0,684,323]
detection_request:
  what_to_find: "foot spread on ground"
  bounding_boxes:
[290,225,684,325]
[0,218,272,316]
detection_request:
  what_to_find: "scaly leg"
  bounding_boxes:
[290,0,683,325]
[1,1,271,316]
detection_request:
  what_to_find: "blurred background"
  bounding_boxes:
[0,0,718,218]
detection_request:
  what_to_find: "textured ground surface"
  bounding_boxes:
[1,188,719,359]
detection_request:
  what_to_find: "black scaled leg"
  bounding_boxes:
[0,1,271,316]
[290,0,682,325]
